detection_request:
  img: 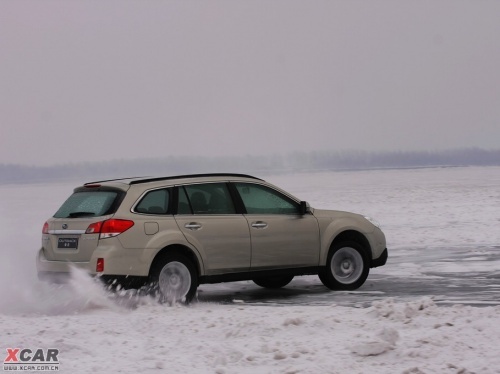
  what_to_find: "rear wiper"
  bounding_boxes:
[68,212,96,218]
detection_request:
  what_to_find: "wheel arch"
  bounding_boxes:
[148,244,203,279]
[324,230,372,264]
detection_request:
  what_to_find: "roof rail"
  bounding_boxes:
[84,176,149,185]
[128,173,262,185]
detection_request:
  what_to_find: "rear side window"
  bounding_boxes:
[135,188,170,214]
[54,191,119,218]
[184,183,235,215]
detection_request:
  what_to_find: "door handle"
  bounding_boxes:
[251,221,268,229]
[184,222,202,230]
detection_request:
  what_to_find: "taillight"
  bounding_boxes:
[96,258,104,272]
[85,221,103,234]
[42,222,49,234]
[85,219,134,239]
[101,219,134,238]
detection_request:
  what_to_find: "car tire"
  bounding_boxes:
[253,275,294,289]
[150,254,198,304]
[319,240,369,290]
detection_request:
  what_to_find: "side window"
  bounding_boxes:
[184,183,235,215]
[177,187,192,214]
[135,188,170,214]
[235,183,299,215]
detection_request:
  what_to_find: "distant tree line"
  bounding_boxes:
[1,148,499,185]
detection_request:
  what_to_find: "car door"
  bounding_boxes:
[233,182,320,270]
[174,183,251,275]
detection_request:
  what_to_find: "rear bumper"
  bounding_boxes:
[36,248,149,288]
[36,248,92,274]
[38,271,72,283]
[371,248,388,268]
[37,271,148,289]
[36,243,151,277]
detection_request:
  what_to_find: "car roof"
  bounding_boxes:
[84,173,263,188]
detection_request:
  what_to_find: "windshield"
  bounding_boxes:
[54,191,119,218]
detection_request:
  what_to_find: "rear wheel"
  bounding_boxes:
[319,241,369,290]
[150,254,198,304]
[253,275,294,289]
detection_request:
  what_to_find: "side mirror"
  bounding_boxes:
[299,201,311,215]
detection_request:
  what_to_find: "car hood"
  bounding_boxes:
[311,208,378,232]
[312,208,364,220]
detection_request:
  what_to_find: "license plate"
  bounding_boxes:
[58,237,79,249]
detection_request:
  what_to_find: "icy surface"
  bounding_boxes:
[1,166,499,373]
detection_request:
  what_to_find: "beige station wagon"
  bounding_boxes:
[37,173,388,303]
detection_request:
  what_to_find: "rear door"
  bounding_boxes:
[174,183,251,275]
[43,187,124,262]
[233,182,320,270]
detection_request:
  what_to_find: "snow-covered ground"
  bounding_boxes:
[1,166,499,373]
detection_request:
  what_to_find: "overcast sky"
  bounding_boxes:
[1,1,499,166]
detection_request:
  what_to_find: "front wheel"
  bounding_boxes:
[253,275,294,289]
[150,254,198,304]
[319,241,369,290]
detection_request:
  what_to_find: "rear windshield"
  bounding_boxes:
[54,191,120,218]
